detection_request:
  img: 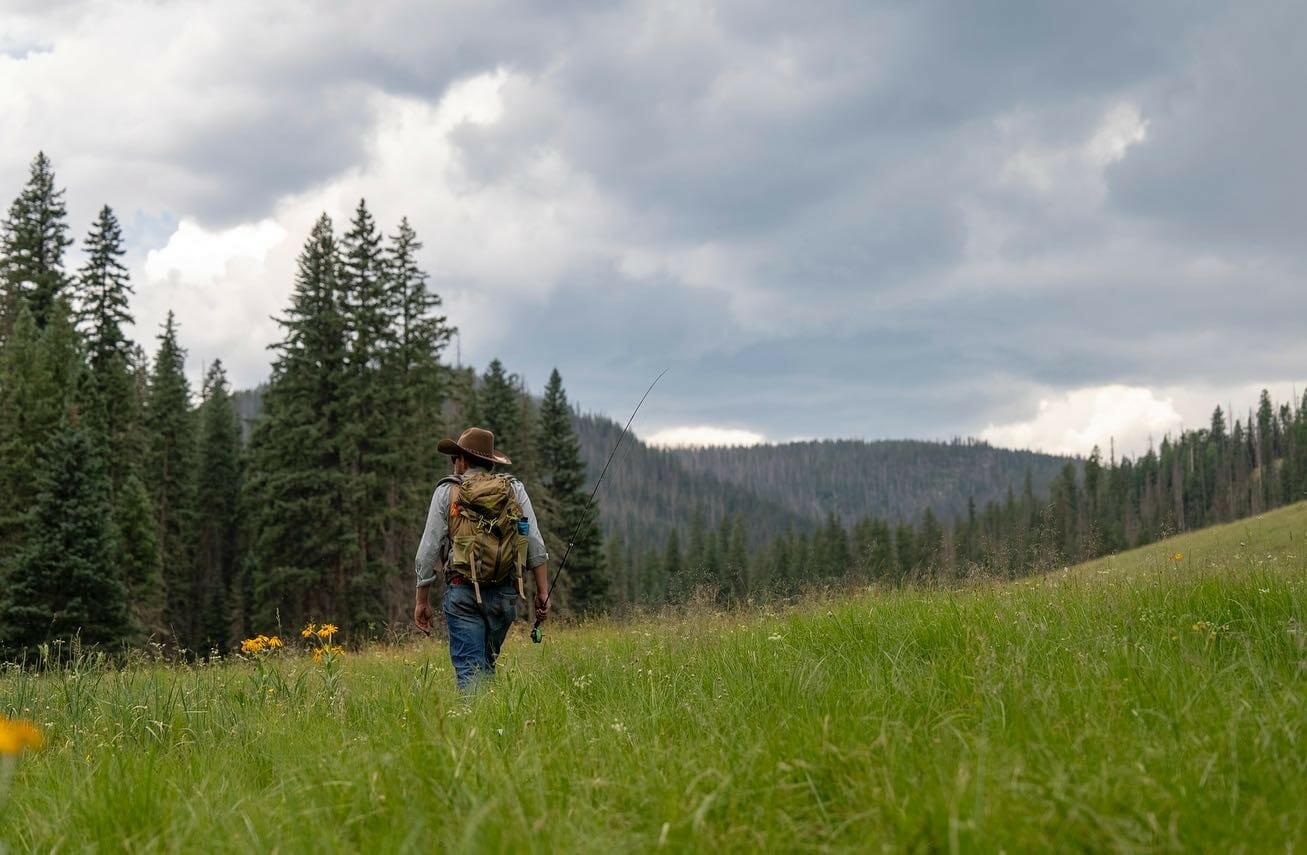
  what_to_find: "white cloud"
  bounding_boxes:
[980,385,1181,457]
[144,218,286,284]
[1086,103,1149,167]
[645,425,768,448]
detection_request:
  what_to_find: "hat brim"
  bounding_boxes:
[437,438,511,465]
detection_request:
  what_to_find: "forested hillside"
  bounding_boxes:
[573,413,799,553]
[673,439,1069,527]
[574,417,1071,553]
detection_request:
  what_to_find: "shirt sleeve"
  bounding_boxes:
[415,482,453,588]
[514,481,550,568]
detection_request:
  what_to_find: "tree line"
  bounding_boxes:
[607,393,1307,605]
[1,151,1302,660]
[0,153,605,662]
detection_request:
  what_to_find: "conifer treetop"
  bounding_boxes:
[1,152,73,328]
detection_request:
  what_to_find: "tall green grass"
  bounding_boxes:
[3,504,1305,852]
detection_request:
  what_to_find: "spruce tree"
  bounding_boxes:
[1,152,72,329]
[603,532,629,606]
[115,473,165,639]
[687,507,707,575]
[536,368,607,615]
[246,215,350,630]
[1294,393,1307,503]
[893,523,917,584]
[480,358,520,459]
[0,307,43,557]
[339,199,400,627]
[726,515,749,599]
[919,507,945,576]
[143,311,198,648]
[387,217,453,594]
[194,361,244,652]
[0,421,130,661]
[0,301,84,561]
[662,529,683,600]
[73,205,133,365]
[389,217,451,396]
[72,205,140,491]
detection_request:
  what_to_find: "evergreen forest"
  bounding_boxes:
[2,152,1305,661]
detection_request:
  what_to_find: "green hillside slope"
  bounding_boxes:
[4,502,1302,850]
[1071,499,1307,578]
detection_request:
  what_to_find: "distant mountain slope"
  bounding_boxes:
[671,439,1073,525]
[574,413,800,552]
[575,414,1074,553]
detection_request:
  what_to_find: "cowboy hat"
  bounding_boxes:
[437,426,512,466]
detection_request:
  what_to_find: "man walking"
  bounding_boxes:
[414,427,550,689]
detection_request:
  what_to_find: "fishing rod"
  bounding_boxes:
[532,368,667,643]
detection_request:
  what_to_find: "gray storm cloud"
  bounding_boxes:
[0,0,1302,452]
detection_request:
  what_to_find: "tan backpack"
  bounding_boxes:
[446,471,529,603]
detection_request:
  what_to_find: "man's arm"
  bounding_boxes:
[414,482,452,632]
[532,561,550,624]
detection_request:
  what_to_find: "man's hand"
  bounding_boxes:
[414,588,433,634]
[531,562,550,625]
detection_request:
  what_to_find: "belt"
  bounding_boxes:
[448,574,514,588]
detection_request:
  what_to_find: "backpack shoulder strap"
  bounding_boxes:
[437,475,462,521]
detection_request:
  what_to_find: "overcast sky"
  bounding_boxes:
[2,1,1303,457]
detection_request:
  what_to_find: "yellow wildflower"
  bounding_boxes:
[301,623,317,639]
[312,645,345,664]
[1172,552,1183,562]
[240,634,282,655]
[316,623,339,639]
[0,717,44,756]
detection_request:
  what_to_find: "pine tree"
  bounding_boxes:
[1294,392,1307,504]
[0,307,44,557]
[387,217,453,607]
[194,361,244,652]
[726,515,749,599]
[603,533,629,606]
[1,152,72,329]
[73,205,133,366]
[0,301,84,562]
[1256,390,1276,510]
[480,358,520,460]
[72,205,140,492]
[246,215,350,631]
[537,368,607,615]
[893,523,917,583]
[338,199,402,627]
[687,507,708,576]
[114,473,165,638]
[919,507,945,577]
[143,311,198,649]
[662,529,684,600]
[766,530,795,594]
[0,420,130,661]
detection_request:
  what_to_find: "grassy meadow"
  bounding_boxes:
[2,504,1305,852]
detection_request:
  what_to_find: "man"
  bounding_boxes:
[414,427,550,689]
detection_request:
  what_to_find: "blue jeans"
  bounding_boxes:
[443,583,518,690]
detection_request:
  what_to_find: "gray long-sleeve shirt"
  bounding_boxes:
[414,473,549,588]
